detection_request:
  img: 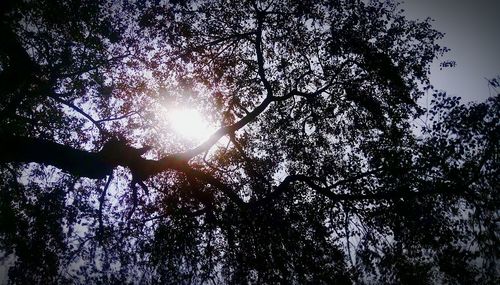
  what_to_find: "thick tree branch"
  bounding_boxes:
[0,135,245,205]
[0,136,113,179]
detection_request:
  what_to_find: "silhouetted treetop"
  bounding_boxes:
[0,0,498,284]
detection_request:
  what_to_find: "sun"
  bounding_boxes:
[168,108,213,141]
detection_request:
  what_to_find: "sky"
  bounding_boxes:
[401,0,500,102]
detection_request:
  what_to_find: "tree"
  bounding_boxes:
[0,0,498,283]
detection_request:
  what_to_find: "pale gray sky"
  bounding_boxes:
[401,0,500,102]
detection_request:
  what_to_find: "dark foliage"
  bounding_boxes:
[0,0,498,283]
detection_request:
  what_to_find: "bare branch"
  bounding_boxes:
[96,111,138,123]
[48,95,106,133]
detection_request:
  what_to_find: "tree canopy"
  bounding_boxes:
[0,0,498,283]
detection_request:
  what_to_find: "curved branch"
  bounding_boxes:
[179,60,351,161]
[273,59,352,102]
[48,95,106,133]
[255,11,274,99]
[251,171,465,208]
[180,96,273,160]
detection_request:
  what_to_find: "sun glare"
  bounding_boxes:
[168,108,213,141]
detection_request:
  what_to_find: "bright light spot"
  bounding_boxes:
[168,108,213,141]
